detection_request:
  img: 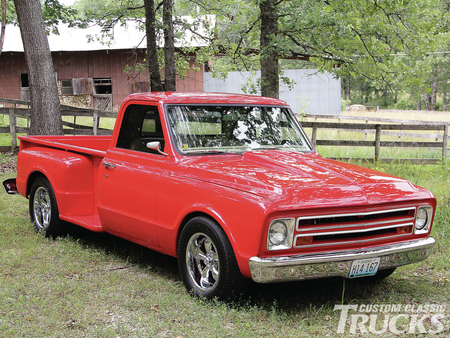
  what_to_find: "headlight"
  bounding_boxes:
[269,221,287,245]
[267,218,295,251]
[415,206,433,234]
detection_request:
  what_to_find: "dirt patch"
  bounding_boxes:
[0,153,17,173]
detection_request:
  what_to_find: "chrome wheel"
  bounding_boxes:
[29,176,66,237]
[178,216,247,299]
[33,186,52,230]
[186,233,220,292]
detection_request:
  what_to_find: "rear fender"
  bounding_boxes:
[18,147,95,216]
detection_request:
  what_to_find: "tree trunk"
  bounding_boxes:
[259,0,278,98]
[417,97,421,110]
[424,92,431,111]
[346,77,351,101]
[163,0,176,91]
[14,0,63,135]
[144,0,164,92]
[0,0,6,56]
[443,91,447,111]
[431,81,437,111]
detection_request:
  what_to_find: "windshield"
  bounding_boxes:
[166,105,313,155]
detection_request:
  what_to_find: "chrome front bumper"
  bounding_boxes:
[249,237,435,283]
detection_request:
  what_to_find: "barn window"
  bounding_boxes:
[93,78,112,94]
[20,74,29,88]
[61,80,74,95]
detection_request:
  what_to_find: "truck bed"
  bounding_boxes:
[18,135,111,157]
[16,135,111,233]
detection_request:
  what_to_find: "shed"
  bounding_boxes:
[0,19,212,110]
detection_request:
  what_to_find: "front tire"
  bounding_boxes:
[29,176,66,237]
[177,216,247,300]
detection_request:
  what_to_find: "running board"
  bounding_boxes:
[59,214,105,233]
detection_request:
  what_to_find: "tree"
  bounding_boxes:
[190,0,446,100]
[163,0,176,91]
[14,0,63,135]
[144,0,164,91]
[0,0,5,56]
[259,0,278,98]
[76,0,177,92]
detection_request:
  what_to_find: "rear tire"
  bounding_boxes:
[29,176,66,238]
[177,216,247,300]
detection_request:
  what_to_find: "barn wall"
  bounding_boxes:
[0,52,27,100]
[0,49,204,110]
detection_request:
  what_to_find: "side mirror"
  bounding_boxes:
[146,141,168,156]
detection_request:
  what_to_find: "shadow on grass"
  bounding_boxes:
[65,224,181,282]
[59,222,417,312]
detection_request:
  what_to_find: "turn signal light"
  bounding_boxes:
[396,225,412,234]
[296,236,313,246]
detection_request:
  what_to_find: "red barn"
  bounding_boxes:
[0,20,210,110]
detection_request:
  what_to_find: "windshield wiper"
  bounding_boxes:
[184,149,241,155]
[247,146,282,151]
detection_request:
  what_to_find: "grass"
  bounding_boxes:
[1,108,450,336]
[1,160,450,337]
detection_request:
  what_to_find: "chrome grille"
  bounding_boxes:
[293,207,416,249]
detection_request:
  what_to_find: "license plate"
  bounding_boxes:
[349,257,380,278]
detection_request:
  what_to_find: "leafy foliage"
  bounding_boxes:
[8,0,450,107]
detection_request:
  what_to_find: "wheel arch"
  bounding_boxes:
[176,211,226,251]
[174,208,253,279]
[26,171,48,197]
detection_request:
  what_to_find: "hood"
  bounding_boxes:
[180,150,433,211]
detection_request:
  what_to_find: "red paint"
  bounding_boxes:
[14,92,436,279]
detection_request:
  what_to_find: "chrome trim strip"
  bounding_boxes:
[293,233,412,249]
[296,207,416,231]
[295,222,414,238]
[297,218,415,232]
[249,237,435,283]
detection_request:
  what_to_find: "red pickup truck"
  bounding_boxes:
[3,92,436,299]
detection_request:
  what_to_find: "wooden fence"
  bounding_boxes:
[1,98,449,163]
[0,98,117,152]
[302,114,449,164]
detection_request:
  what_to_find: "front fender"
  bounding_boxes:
[156,172,278,278]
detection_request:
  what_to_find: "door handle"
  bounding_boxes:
[102,161,116,169]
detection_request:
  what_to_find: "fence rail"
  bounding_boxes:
[302,114,449,164]
[1,98,449,163]
[0,98,116,152]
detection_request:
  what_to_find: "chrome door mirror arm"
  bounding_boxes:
[147,141,168,156]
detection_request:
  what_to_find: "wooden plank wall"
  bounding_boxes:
[0,49,204,110]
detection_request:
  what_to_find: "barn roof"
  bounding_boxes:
[2,16,215,53]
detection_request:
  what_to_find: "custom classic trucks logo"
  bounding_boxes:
[334,304,447,334]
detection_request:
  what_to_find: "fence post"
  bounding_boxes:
[375,125,381,162]
[9,108,17,151]
[443,124,448,162]
[311,123,317,146]
[93,111,99,136]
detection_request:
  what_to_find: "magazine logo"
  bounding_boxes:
[334,304,446,334]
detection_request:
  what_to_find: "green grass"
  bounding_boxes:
[1,161,450,337]
[1,110,449,336]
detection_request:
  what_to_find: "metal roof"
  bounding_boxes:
[2,16,215,53]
